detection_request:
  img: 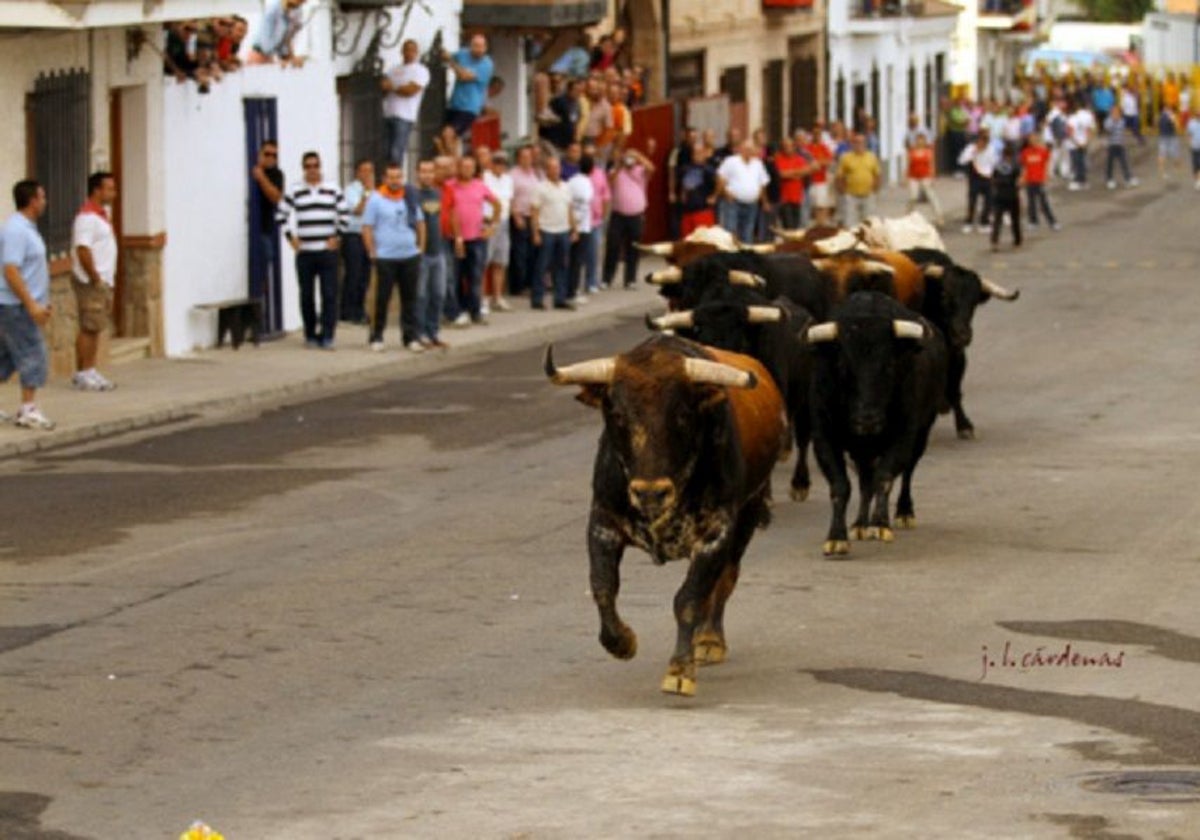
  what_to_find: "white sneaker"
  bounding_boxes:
[1106,180,1117,189]
[569,294,589,306]
[89,370,116,391]
[72,369,115,391]
[1068,182,1082,191]
[369,340,385,352]
[492,297,512,312]
[452,312,471,328]
[14,406,55,430]
[406,340,425,353]
[480,301,491,317]
[1127,177,1139,187]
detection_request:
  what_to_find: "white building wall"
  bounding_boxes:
[1142,13,1200,68]
[330,0,461,78]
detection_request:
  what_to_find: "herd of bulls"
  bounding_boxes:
[543,220,1021,696]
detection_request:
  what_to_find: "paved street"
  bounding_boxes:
[4,156,1200,838]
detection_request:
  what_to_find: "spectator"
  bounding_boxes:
[70,171,119,392]
[1158,103,1181,180]
[340,158,374,324]
[604,142,655,289]
[481,75,505,120]
[164,21,215,93]
[905,133,944,227]
[805,127,835,226]
[0,180,55,429]
[1091,81,1115,129]
[250,140,285,317]
[247,0,306,67]
[481,147,514,313]
[590,31,623,72]
[434,155,458,326]
[989,143,1022,251]
[677,140,717,236]
[507,144,541,297]
[946,99,970,176]
[582,140,610,293]
[277,151,347,349]
[415,159,450,349]
[835,132,881,227]
[566,154,596,304]
[530,156,577,310]
[755,129,781,242]
[1119,82,1142,146]
[541,78,584,152]
[598,81,633,157]
[363,161,425,353]
[381,39,429,170]
[1187,108,1200,190]
[215,16,248,71]
[958,129,995,233]
[1103,105,1137,190]
[561,141,583,180]
[549,35,593,80]
[1020,131,1058,231]
[448,155,501,326]
[578,77,613,155]
[1044,98,1071,181]
[904,111,931,149]
[774,135,808,231]
[433,124,464,161]
[667,126,698,238]
[712,127,744,230]
[863,116,881,156]
[442,33,494,144]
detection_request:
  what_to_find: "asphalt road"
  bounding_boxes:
[3,162,1200,839]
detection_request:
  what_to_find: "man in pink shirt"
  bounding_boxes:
[449,155,501,325]
[603,139,655,289]
[506,144,541,297]
[584,140,610,294]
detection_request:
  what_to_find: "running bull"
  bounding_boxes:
[544,335,787,696]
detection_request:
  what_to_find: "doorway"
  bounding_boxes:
[244,97,283,336]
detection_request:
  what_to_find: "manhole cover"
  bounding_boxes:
[1080,770,1200,803]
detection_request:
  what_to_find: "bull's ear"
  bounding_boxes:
[575,385,605,408]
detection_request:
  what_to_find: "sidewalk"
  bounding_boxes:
[5,149,1141,462]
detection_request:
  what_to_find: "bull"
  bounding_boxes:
[903,247,1020,439]
[544,335,787,696]
[647,294,817,501]
[805,291,947,556]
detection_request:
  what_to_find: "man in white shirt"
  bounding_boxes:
[70,171,119,391]
[1066,100,1097,190]
[479,146,514,312]
[381,39,430,168]
[566,155,595,304]
[715,139,769,243]
[530,156,577,311]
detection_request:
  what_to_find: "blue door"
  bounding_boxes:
[244,97,283,336]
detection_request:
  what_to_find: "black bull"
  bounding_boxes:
[544,335,786,696]
[807,292,947,557]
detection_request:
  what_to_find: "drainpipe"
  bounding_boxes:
[662,0,671,100]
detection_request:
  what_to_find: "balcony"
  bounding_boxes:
[977,0,1035,31]
[462,0,607,28]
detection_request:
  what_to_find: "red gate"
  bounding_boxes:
[628,102,675,243]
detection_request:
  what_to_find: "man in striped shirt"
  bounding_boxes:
[277,151,348,348]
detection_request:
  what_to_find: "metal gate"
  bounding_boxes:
[789,56,818,133]
[244,97,283,336]
[27,69,90,255]
[763,60,784,143]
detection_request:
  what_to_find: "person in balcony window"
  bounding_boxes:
[381,39,429,170]
[442,33,494,146]
[247,0,306,67]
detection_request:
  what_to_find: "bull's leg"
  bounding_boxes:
[789,408,812,502]
[663,549,730,696]
[813,435,851,556]
[947,349,974,440]
[866,475,896,542]
[896,422,933,528]
[588,509,636,660]
[693,495,761,665]
[850,459,874,541]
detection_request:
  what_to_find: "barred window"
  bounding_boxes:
[27,69,90,256]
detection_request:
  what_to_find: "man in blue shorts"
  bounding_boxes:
[0,180,55,430]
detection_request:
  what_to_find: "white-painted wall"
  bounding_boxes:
[1142,13,1200,68]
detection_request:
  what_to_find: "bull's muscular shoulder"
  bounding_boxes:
[699,345,786,476]
[869,250,925,310]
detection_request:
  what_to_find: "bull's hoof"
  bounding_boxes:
[849,525,869,541]
[823,540,851,556]
[866,526,895,542]
[789,485,809,502]
[600,626,638,660]
[895,514,917,529]
[957,427,975,440]
[693,632,728,666]
[661,673,697,696]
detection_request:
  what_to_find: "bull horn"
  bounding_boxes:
[922,264,945,278]
[805,323,839,343]
[771,225,806,241]
[864,259,896,276]
[543,344,616,385]
[740,242,776,254]
[634,241,674,256]
[811,257,834,272]
[682,358,757,389]
[646,310,695,331]
[745,306,784,324]
[646,266,683,285]
[728,270,766,288]
[893,320,926,340]
[981,277,1020,301]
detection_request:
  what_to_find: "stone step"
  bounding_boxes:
[108,336,152,366]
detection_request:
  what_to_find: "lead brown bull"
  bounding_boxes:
[544,335,787,696]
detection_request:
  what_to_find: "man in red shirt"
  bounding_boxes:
[804,131,835,226]
[904,133,944,227]
[774,135,809,230]
[1020,132,1059,230]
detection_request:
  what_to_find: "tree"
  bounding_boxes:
[1075,0,1154,23]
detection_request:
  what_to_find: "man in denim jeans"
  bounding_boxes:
[415,160,449,349]
[531,156,577,310]
[381,39,428,170]
[448,155,501,326]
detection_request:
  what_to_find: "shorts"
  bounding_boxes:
[72,278,113,333]
[487,221,511,267]
[0,304,49,389]
[1192,148,1200,175]
[810,182,835,209]
[444,108,477,139]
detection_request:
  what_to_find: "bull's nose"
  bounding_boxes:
[851,411,885,436]
[629,479,677,516]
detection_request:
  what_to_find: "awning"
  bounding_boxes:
[0,1,249,29]
[462,0,606,28]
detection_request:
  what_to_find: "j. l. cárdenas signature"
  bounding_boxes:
[979,641,1125,681]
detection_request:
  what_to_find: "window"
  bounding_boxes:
[669,51,706,100]
[720,66,747,104]
[26,69,90,255]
